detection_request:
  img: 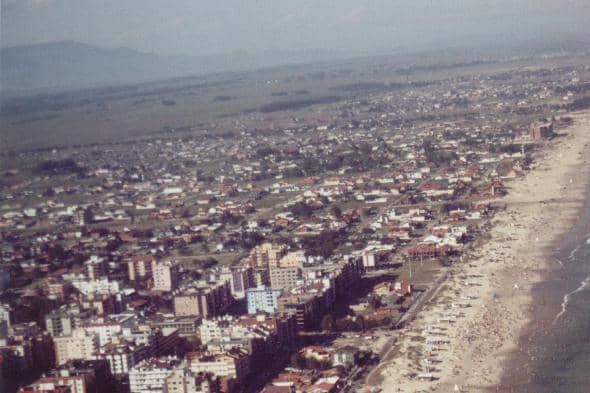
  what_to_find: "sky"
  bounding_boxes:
[1,0,589,56]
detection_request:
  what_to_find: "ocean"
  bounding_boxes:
[500,184,590,392]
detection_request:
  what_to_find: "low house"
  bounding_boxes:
[299,346,331,363]
[405,244,451,260]
[332,346,359,368]
[393,279,412,296]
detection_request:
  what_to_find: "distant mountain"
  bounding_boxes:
[0,41,353,95]
[0,41,200,93]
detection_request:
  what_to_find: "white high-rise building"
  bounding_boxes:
[165,365,213,393]
[54,329,99,365]
[129,357,181,393]
[152,260,180,292]
[0,304,10,338]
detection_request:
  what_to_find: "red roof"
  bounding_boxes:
[131,255,155,263]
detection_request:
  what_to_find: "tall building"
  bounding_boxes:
[269,266,301,290]
[78,293,124,316]
[78,314,137,347]
[55,360,115,393]
[246,286,281,314]
[165,366,216,393]
[30,333,56,374]
[174,282,232,319]
[0,266,11,293]
[70,278,121,297]
[210,266,255,299]
[54,330,99,366]
[45,307,94,338]
[128,256,156,282]
[235,314,297,349]
[128,357,181,393]
[187,349,250,383]
[149,316,201,338]
[197,317,256,346]
[95,342,149,376]
[18,384,72,393]
[84,256,107,281]
[361,252,376,269]
[248,243,286,270]
[0,304,11,338]
[277,294,324,331]
[252,268,270,288]
[332,257,364,298]
[0,332,55,379]
[278,251,305,268]
[21,359,114,393]
[152,260,180,292]
[45,280,74,301]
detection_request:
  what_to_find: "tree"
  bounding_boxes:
[331,205,342,219]
[301,230,341,258]
[239,231,264,249]
[321,314,336,332]
[362,227,374,235]
[194,258,218,270]
[83,207,94,224]
[290,202,314,218]
[368,295,382,310]
[290,353,306,370]
[179,246,193,256]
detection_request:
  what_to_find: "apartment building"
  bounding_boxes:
[54,330,99,365]
[174,282,232,319]
[269,266,300,290]
[152,260,180,292]
[187,349,250,383]
[129,356,181,393]
[246,286,281,314]
[128,256,156,282]
[248,243,286,270]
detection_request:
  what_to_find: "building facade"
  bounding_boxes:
[246,286,281,314]
[269,266,300,290]
[174,283,232,319]
[128,256,155,282]
[54,330,99,366]
[152,261,180,292]
[129,357,181,393]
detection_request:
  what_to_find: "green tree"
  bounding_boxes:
[331,205,343,219]
[368,295,382,310]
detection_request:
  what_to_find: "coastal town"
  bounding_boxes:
[1,51,590,393]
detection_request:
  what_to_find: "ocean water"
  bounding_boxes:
[500,193,590,392]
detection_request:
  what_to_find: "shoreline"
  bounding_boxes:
[372,110,590,392]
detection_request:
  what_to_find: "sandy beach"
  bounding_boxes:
[370,110,590,393]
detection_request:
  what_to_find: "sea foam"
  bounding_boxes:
[553,276,590,325]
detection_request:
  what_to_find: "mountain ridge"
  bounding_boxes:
[0,41,353,94]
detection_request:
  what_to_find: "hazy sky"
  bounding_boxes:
[2,0,589,55]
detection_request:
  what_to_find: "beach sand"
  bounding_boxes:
[371,111,590,393]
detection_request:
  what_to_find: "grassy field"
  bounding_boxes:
[3,51,588,155]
